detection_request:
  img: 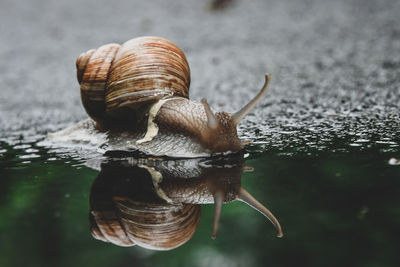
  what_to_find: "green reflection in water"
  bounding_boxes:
[0,140,399,267]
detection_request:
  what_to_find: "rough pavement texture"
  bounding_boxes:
[0,0,399,151]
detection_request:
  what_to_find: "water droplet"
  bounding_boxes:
[349,143,362,147]
[388,158,400,165]
[18,154,40,159]
[14,144,31,149]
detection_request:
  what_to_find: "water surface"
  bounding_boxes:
[1,136,399,267]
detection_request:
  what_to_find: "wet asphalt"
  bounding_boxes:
[0,0,399,148]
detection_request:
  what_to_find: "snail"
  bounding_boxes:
[71,36,271,157]
[89,154,283,250]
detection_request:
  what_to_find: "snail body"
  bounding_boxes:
[72,36,270,157]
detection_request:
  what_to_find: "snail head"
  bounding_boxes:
[200,74,271,153]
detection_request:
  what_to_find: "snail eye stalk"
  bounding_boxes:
[201,98,219,130]
[231,74,271,125]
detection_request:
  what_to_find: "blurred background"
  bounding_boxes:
[0,0,399,266]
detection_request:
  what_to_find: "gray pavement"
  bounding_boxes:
[0,0,399,150]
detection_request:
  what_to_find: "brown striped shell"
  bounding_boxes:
[89,200,201,250]
[116,200,200,250]
[76,36,190,127]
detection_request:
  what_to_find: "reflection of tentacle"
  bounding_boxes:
[212,190,224,239]
[237,187,283,238]
[138,164,173,203]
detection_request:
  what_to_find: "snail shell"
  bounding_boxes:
[76,36,190,126]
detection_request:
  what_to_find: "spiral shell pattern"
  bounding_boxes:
[77,44,120,123]
[90,200,201,250]
[116,200,200,250]
[76,36,191,125]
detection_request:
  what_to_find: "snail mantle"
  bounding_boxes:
[48,36,271,158]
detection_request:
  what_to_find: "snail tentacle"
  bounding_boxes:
[231,74,271,125]
[201,98,218,130]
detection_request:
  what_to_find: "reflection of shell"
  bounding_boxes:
[89,197,201,250]
[116,199,201,250]
[89,210,134,247]
[76,36,191,125]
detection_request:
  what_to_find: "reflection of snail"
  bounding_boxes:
[89,155,283,250]
[76,36,270,157]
